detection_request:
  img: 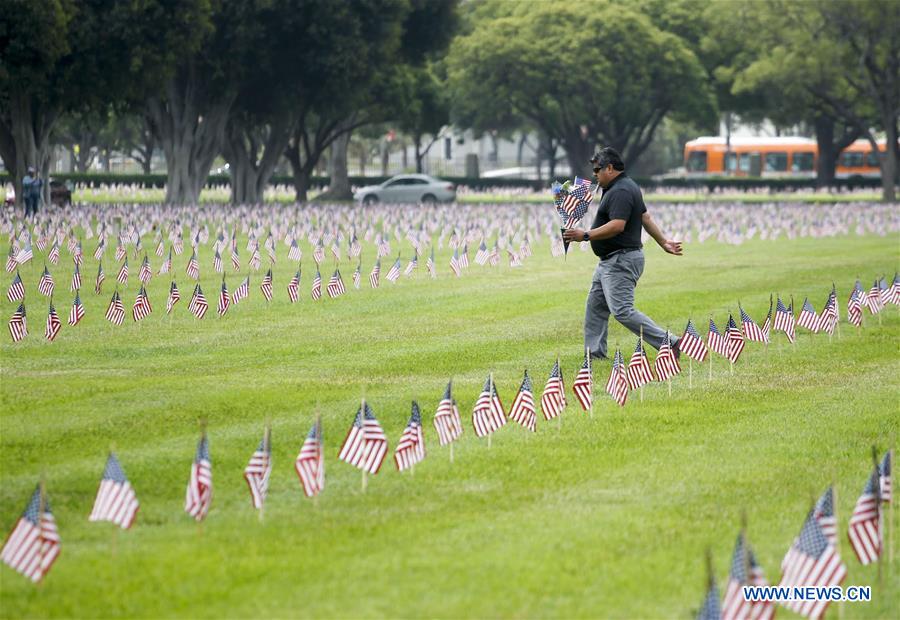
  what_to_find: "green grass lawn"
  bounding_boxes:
[1,229,898,618]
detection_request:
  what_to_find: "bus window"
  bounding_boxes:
[765,152,788,172]
[792,152,815,172]
[840,152,865,167]
[725,152,737,172]
[739,153,751,173]
[686,151,708,172]
[867,151,881,167]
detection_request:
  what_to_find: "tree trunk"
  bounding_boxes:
[380,140,389,176]
[2,92,58,208]
[223,116,291,205]
[562,129,593,178]
[814,117,838,188]
[414,135,423,173]
[874,116,897,202]
[316,130,352,201]
[146,66,233,205]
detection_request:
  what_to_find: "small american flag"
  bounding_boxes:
[813,486,837,546]
[93,240,105,261]
[394,401,426,471]
[778,509,846,619]
[244,429,272,510]
[721,532,773,620]
[232,277,249,304]
[89,453,140,529]
[797,297,819,332]
[847,468,881,565]
[287,269,300,303]
[45,301,61,341]
[655,331,681,381]
[508,370,537,432]
[327,269,345,298]
[166,281,181,314]
[295,419,324,497]
[338,402,388,475]
[0,485,60,583]
[459,244,469,269]
[16,241,33,265]
[115,241,126,262]
[105,291,125,325]
[353,262,361,289]
[132,285,152,322]
[95,262,105,294]
[349,233,361,257]
[188,284,208,319]
[880,450,892,503]
[386,257,402,282]
[819,289,838,335]
[370,259,381,289]
[313,241,325,264]
[231,242,240,271]
[605,349,628,406]
[679,320,708,363]
[697,576,721,620]
[864,279,884,315]
[185,434,212,521]
[116,258,129,287]
[139,255,153,283]
[38,265,54,297]
[260,269,273,302]
[68,292,85,326]
[572,353,593,411]
[707,318,730,358]
[6,271,24,302]
[891,273,900,305]
[186,250,200,280]
[48,241,60,265]
[773,297,796,342]
[449,249,461,277]
[847,288,862,327]
[159,248,172,274]
[472,374,506,437]
[426,248,436,278]
[213,248,223,273]
[288,239,302,262]
[311,269,322,300]
[541,359,566,420]
[70,264,81,292]
[627,337,655,388]
[433,381,463,446]
[217,279,230,316]
[725,315,744,364]
[474,241,489,265]
[739,306,767,343]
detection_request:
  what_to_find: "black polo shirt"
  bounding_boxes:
[590,173,646,259]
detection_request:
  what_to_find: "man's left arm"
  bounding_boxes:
[641,212,682,255]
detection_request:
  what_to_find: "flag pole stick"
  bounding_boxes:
[871,445,882,588]
[361,396,368,493]
[37,473,46,587]
[639,328,645,403]
[586,346,593,419]
[791,296,796,350]
[487,372,494,450]
[259,424,270,523]
[313,410,321,510]
[833,478,843,620]
[557,353,563,433]
[689,357,693,389]
[889,441,895,568]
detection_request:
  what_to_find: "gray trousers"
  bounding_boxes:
[584,250,673,359]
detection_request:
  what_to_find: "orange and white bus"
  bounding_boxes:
[683,136,887,178]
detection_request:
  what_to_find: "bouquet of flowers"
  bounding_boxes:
[551,176,593,255]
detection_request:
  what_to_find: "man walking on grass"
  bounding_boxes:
[563,147,683,360]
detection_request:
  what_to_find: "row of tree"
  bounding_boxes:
[1,0,897,205]
[0,0,456,206]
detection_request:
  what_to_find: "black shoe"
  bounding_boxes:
[672,338,681,361]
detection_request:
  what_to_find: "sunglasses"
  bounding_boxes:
[592,166,604,173]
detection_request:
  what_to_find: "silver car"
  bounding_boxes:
[353,174,456,205]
